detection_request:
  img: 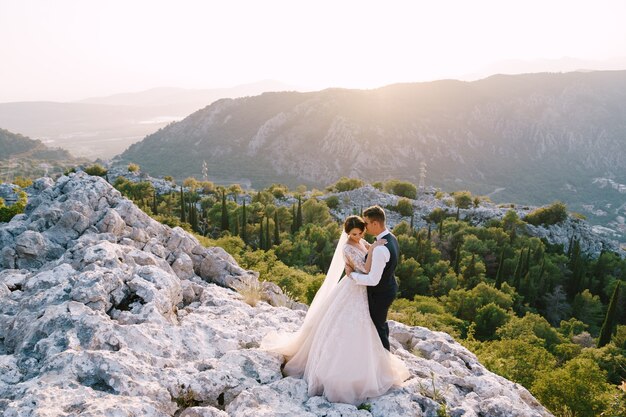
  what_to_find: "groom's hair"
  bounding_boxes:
[363,205,385,224]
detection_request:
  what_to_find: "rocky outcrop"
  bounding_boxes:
[0,174,553,416]
[321,185,624,258]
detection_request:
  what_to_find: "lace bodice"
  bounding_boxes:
[343,242,368,274]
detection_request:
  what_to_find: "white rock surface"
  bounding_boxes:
[0,173,554,416]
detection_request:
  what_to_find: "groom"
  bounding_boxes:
[345,205,399,350]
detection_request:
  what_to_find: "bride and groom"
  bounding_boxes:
[261,205,410,405]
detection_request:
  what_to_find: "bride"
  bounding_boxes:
[261,215,409,405]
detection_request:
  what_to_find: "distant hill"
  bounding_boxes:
[0,81,294,159]
[115,70,626,241]
[78,80,295,108]
[0,128,85,179]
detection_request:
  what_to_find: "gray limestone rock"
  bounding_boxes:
[0,173,555,417]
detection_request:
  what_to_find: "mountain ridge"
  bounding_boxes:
[115,70,626,241]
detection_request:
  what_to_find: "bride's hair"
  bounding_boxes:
[344,215,366,233]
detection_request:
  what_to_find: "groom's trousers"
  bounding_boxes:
[368,291,395,351]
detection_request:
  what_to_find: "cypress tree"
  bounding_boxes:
[598,281,621,348]
[494,249,505,289]
[453,245,461,275]
[523,247,531,278]
[416,233,423,263]
[296,196,303,230]
[265,216,271,249]
[233,216,239,237]
[427,223,432,241]
[180,186,186,223]
[513,248,524,290]
[462,253,478,288]
[241,201,247,244]
[537,255,547,293]
[221,189,229,231]
[568,240,584,297]
[152,189,158,215]
[410,215,414,233]
[438,220,443,237]
[274,210,280,246]
[290,204,296,234]
[191,203,199,232]
[258,219,264,250]
[455,206,460,220]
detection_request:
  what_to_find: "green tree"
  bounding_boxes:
[395,198,414,217]
[396,257,428,299]
[477,339,556,387]
[443,282,513,322]
[296,196,303,230]
[452,191,473,209]
[471,302,510,341]
[327,177,364,192]
[220,189,229,232]
[127,163,140,173]
[274,210,280,246]
[325,195,340,209]
[241,200,248,244]
[258,218,265,250]
[179,185,186,223]
[598,281,622,348]
[524,201,568,226]
[301,198,331,226]
[497,312,563,352]
[531,357,612,417]
[572,289,604,335]
[0,191,27,223]
[383,179,417,199]
[183,177,200,192]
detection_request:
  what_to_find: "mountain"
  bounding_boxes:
[0,173,553,416]
[0,128,85,179]
[78,81,295,108]
[115,70,626,241]
[0,82,294,160]
[463,57,626,80]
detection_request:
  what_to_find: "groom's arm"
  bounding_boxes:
[350,246,390,286]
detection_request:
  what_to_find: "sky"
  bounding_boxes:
[1,0,626,102]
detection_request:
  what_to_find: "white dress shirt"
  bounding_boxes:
[350,229,391,286]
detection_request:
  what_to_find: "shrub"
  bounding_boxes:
[524,201,568,226]
[384,179,417,199]
[233,277,264,307]
[12,176,32,188]
[452,191,473,209]
[395,198,414,216]
[84,164,108,177]
[324,195,340,209]
[327,177,364,192]
[0,191,27,223]
[127,163,140,173]
[267,183,289,199]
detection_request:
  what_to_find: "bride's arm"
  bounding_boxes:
[363,239,386,273]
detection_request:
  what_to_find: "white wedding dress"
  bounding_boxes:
[261,232,409,405]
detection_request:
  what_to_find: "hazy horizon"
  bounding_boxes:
[2,0,626,103]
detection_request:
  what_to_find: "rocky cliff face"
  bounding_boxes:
[0,174,553,416]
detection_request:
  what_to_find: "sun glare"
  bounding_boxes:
[0,0,625,101]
